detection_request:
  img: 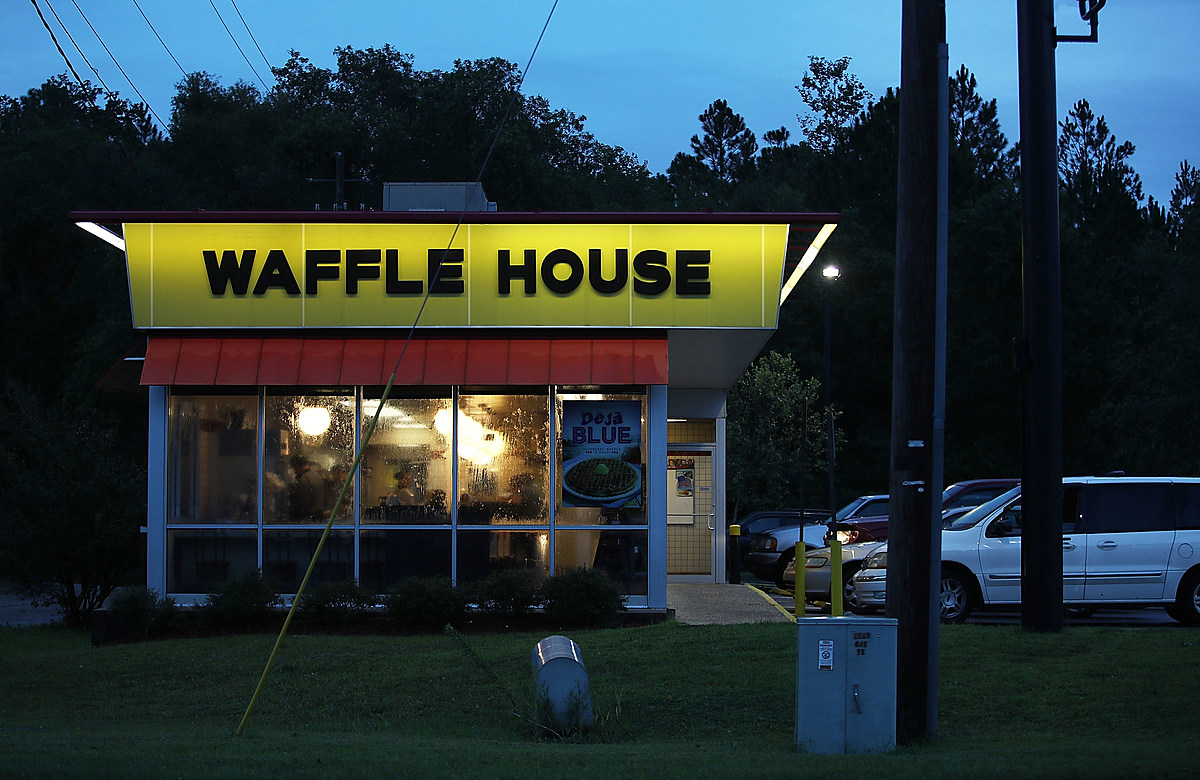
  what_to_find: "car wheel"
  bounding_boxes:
[1172,569,1200,625]
[842,565,876,614]
[939,570,973,623]
[774,549,795,590]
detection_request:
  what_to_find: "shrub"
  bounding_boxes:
[384,577,465,628]
[541,567,626,628]
[472,568,544,614]
[297,579,376,623]
[202,569,281,627]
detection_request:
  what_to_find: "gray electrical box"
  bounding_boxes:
[796,616,897,754]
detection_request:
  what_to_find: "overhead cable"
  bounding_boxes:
[66,0,168,128]
[131,0,188,78]
[28,0,164,207]
[208,0,270,92]
[236,0,562,737]
[230,0,274,76]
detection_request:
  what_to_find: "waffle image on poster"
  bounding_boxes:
[563,456,641,502]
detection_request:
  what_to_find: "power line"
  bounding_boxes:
[229,0,273,76]
[236,0,562,737]
[28,0,164,207]
[66,0,168,128]
[208,0,269,92]
[131,0,188,79]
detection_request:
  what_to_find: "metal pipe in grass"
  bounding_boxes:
[236,374,395,736]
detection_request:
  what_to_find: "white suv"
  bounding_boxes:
[851,476,1200,624]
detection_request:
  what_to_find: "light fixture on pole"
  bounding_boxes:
[822,264,841,613]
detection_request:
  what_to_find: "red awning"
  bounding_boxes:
[141,337,668,387]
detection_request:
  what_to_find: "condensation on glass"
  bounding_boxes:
[162,387,648,597]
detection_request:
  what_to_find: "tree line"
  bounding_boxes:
[1,49,1197,615]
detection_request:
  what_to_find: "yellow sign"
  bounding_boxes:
[120,222,791,329]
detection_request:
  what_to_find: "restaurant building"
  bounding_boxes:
[74,186,837,610]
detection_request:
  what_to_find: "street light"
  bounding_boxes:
[822,264,841,614]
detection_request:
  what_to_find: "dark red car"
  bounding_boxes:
[826,478,1019,545]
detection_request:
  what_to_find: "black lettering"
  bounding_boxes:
[252,249,301,295]
[386,249,422,294]
[498,249,537,295]
[305,249,341,295]
[675,250,711,295]
[203,249,255,295]
[542,248,584,294]
[633,249,670,295]
[589,248,628,294]
[429,248,464,294]
[346,249,380,294]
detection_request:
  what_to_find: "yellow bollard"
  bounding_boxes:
[795,542,805,619]
[830,537,843,616]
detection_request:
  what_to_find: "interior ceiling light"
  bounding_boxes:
[298,406,332,436]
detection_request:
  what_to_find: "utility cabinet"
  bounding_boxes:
[796,616,897,754]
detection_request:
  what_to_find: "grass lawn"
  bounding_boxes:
[2,620,1198,778]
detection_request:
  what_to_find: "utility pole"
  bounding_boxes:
[1016,0,1104,632]
[307,151,367,211]
[888,0,944,743]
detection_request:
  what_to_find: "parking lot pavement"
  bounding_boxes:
[0,585,59,626]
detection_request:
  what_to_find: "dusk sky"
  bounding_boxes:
[3,1,1196,205]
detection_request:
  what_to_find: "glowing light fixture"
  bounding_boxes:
[434,408,505,465]
[780,222,838,304]
[298,406,332,436]
[75,221,126,251]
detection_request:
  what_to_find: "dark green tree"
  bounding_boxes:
[795,55,870,154]
[725,352,837,518]
[689,99,757,183]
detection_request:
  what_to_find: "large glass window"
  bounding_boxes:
[359,530,452,591]
[556,393,647,525]
[456,393,550,525]
[456,530,549,583]
[359,393,452,525]
[168,395,259,524]
[167,529,257,592]
[265,393,355,524]
[161,385,649,597]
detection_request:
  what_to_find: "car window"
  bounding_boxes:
[944,486,1009,511]
[986,504,1022,538]
[847,498,889,519]
[744,516,780,534]
[946,486,1021,531]
[1177,484,1200,530]
[1079,483,1174,533]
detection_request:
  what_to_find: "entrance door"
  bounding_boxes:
[666,451,715,578]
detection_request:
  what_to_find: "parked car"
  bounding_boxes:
[743,494,888,586]
[734,509,829,569]
[827,478,1019,546]
[849,476,1200,625]
[782,539,886,613]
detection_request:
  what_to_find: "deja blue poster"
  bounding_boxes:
[561,400,643,508]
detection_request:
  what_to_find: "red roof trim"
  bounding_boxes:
[141,337,668,387]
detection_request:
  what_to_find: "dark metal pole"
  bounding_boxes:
[824,285,835,532]
[1017,0,1064,633]
[888,0,943,743]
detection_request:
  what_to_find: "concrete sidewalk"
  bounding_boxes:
[667,583,792,625]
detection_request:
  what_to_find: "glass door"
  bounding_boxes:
[666,451,714,577]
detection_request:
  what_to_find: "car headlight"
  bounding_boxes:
[805,555,828,568]
[753,537,777,552]
[863,550,888,569]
